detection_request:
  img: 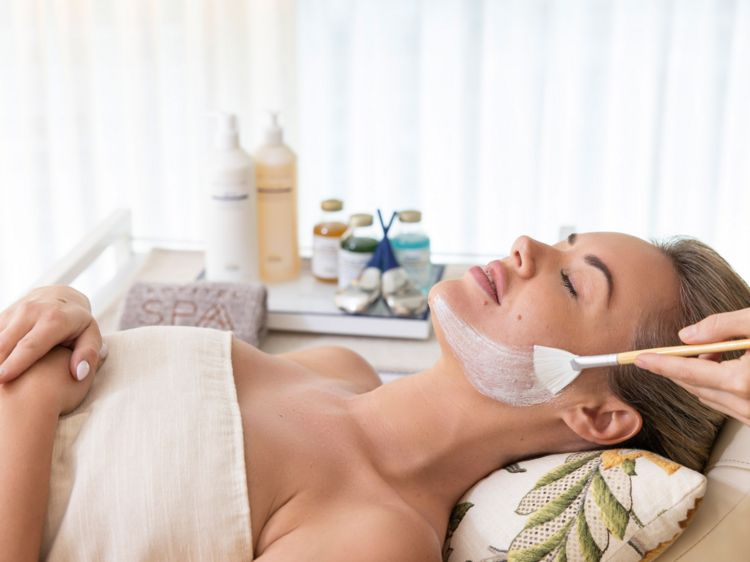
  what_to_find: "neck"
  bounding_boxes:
[347,355,586,524]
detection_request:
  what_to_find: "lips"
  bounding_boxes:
[469,260,506,305]
[469,266,497,303]
[485,260,506,305]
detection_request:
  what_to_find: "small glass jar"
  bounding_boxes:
[338,213,380,288]
[312,199,347,282]
[391,210,431,290]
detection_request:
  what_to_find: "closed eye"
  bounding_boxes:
[560,269,577,298]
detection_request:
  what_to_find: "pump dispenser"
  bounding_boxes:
[265,111,283,144]
[254,110,301,281]
[204,112,260,282]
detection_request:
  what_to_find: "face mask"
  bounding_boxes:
[431,294,553,407]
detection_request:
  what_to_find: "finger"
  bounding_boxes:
[698,352,722,362]
[634,353,728,392]
[699,397,750,428]
[69,322,104,381]
[666,374,750,422]
[0,314,36,368]
[686,385,750,419]
[679,309,750,344]
[0,322,68,384]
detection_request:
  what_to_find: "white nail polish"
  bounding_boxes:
[99,343,108,360]
[77,361,90,381]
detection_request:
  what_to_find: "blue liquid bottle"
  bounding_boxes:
[391,210,431,290]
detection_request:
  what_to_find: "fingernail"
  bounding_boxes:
[679,325,697,340]
[99,343,108,360]
[76,360,90,381]
[634,357,647,369]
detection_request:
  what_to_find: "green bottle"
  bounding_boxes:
[338,213,380,288]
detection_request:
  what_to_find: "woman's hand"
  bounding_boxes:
[635,309,750,427]
[6,345,96,415]
[0,286,107,385]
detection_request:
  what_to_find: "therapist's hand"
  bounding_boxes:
[635,309,750,427]
[0,286,107,385]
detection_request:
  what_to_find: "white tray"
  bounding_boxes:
[197,259,444,340]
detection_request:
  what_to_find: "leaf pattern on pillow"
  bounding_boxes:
[442,502,475,562]
[506,450,680,562]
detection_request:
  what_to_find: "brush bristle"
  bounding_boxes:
[533,345,582,395]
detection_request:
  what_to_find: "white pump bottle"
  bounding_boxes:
[204,112,260,282]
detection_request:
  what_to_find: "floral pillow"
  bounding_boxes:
[443,449,706,562]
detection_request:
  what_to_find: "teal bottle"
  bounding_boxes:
[391,210,431,290]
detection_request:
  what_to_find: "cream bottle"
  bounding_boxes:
[254,111,301,281]
[204,112,260,283]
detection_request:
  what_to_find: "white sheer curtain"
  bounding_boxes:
[0,0,296,306]
[298,0,750,266]
[1,0,750,307]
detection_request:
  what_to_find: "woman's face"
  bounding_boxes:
[430,232,679,363]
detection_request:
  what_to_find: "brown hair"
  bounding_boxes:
[607,236,750,472]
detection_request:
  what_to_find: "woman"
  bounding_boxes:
[1,232,748,561]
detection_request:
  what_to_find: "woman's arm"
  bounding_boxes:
[0,346,92,562]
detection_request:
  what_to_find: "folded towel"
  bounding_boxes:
[118,281,267,347]
[41,326,253,561]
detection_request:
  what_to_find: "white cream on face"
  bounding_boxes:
[431,294,553,407]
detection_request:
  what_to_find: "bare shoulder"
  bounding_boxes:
[230,338,381,393]
[277,346,382,392]
[231,335,266,366]
[257,503,441,562]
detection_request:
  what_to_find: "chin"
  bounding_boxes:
[427,278,460,308]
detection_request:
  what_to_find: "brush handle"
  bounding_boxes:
[616,339,750,365]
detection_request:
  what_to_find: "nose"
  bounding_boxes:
[509,235,546,279]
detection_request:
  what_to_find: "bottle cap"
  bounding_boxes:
[398,210,422,223]
[321,199,344,212]
[207,111,239,149]
[349,213,373,227]
[265,111,283,144]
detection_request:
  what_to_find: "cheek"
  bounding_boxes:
[475,284,573,349]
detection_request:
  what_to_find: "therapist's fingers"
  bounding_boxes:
[638,354,750,427]
[667,376,747,417]
[68,321,105,381]
[679,308,750,344]
[634,353,736,393]
[698,397,750,428]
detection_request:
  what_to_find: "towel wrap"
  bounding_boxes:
[41,326,253,561]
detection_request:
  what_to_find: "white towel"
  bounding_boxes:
[41,326,253,561]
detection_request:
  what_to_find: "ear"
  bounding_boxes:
[561,396,642,446]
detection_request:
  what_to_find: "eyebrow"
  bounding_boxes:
[584,255,613,304]
[567,233,614,304]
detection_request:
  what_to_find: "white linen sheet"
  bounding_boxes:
[41,326,253,562]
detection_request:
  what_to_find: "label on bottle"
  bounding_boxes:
[210,178,251,209]
[206,175,259,282]
[256,167,298,279]
[312,235,341,279]
[393,247,431,289]
[256,170,294,200]
[338,249,375,288]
